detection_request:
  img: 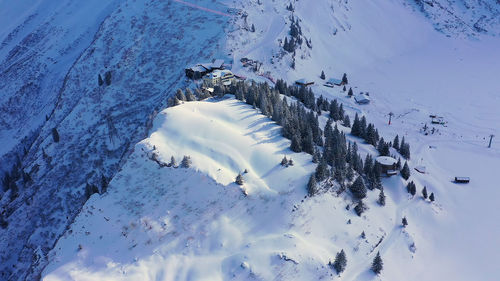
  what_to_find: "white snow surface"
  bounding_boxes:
[17,0,500,280]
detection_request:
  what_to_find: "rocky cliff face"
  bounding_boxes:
[412,0,500,36]
[0,0,228,279]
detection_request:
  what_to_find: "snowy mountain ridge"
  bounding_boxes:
[0,0,499,280]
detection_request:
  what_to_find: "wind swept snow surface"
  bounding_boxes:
[43,98,406,281]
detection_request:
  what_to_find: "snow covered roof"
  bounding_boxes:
[211,59,224,69]
[200,63,213,70]
[189,65,206,72]
[295,78,314,86]
[376,156,397,166]
[355,94,371,104]
[326,78,342,85]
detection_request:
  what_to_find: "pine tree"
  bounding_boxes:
[170,156,176,167]
[349,177,367,199]
[343,114,351,127]
[429,192,435,202]
[185,88,196,101]
[422,186,428,199]
[98,74,104,86]
[307,174,318,196]
[251,24,255,32]
[393,135,400,150]
[396,157,402,170]
[354,201,366,216]
[320,70,326,80]
[348,87,353,96]
[371,252,383,274]
[281,156,288,166]
[361,231,366,239]
[378,189,386,206]
[180,155,192,168]
[290,133,302,152]
[410,183,416,196]
[52,128,60,143]
[332,249,347,274]
[406,181,413,193]
[104,71,112,85]
[402,217,408,227]
[343,85,346,92]
[315,158,329,181]
[235,173,244,185]
[401,161,410,180]
[312,149,320,163]
[176,89,186,101]
[351,113,361,136]
[342,73,348,85]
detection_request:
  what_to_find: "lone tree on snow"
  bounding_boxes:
[402,217,408,227]
[320,70,326,80]
[371,252,383,274]
[332,249,347,274]
[422,186,428,199]
[281,156,288,166]
[378,189,386,206]
[348,87,353,96]
[429,192,435,202]
[235,173,244,185]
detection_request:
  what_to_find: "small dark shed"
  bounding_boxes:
[454,177,470,183]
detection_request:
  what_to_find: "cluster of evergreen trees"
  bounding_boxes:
[171,78,410,207]
[351,113,380,146]
[283,15,303,53]
[392,134,410,159]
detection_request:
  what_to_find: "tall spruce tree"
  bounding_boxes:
[429,192,435,202]
[307,174,318,196]
[371,252,383,274]
[320,70,326,80]
[401,161,410,180]
[349,177,367,199]
[378,189,386,206]
[422,186,428,199]
[332,249,347,274]
[393,135,400,150]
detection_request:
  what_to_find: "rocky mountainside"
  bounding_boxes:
[0,0,228,279]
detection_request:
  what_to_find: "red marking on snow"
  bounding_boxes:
[172,0,231,17]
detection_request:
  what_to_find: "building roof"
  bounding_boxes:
[189,65,206,72]
[326,78,342,85]
[295,78,314,85]
[211,59,224,69]
[355,94,370,104]
[376,156,397,166]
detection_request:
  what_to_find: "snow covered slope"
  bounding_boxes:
[43,97,408,281]
[223,0,500,279]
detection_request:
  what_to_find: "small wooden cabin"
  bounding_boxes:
[295,78,314,87]
[324,78,343,87]
[355,93,371,104]
[454,177,470,183]
[376,156,397,175]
